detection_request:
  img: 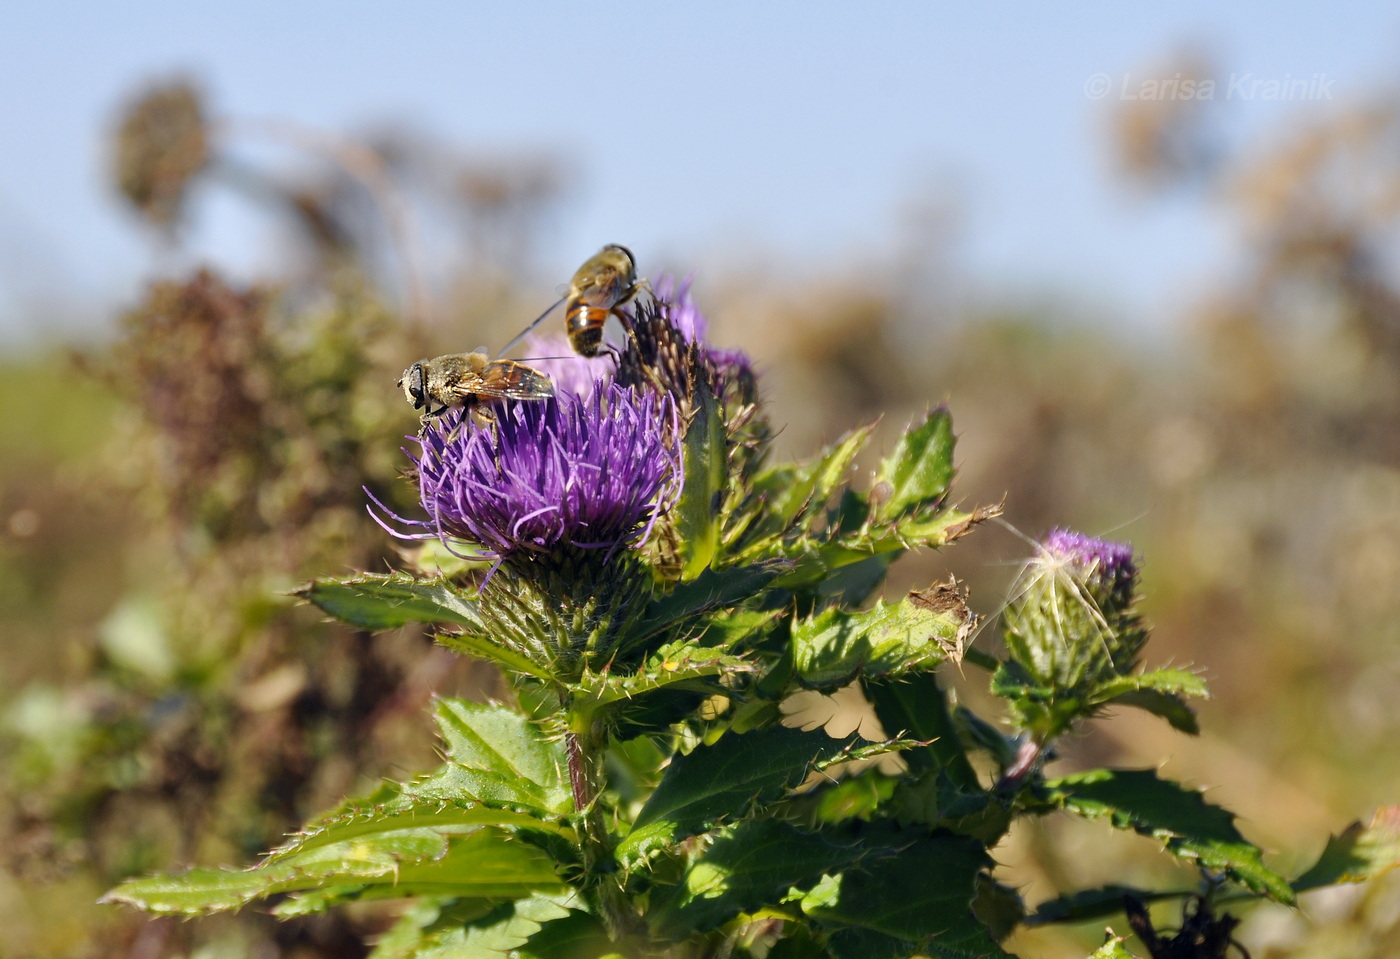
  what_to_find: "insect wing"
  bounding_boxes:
[465,360,555,401]
[577,263,630,309]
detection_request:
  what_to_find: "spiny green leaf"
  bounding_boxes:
[798,834,1007,955]
[1293,806,1400,892]
[1091,668,1207,735]
[867,674,978,787]
[369,898,501,958]
[570,641,753,738]
[296,572,481,630]
[1092,667,1206,703]
[516,910,619,959]
[369,893,575,959]
[1100,689,1200,735]
[408,764,569,816]
[428,698,571,814]
[773,503,997,594]
[272,889,502,921]
[433,630,553,680]
[618,726,869,861]
[630,560,791,649]
[1045,769,1294,903]
[103,828,565,915]
[791,583,975,688]
[893,500,1002,550]
[573,642,750,722]
[262,789,572,867]
[255,703,574,868]
[872,407,955,522]
[743,422,876,545]
[652,820,868,937]
[676,370,726,579]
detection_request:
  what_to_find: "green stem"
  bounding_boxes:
[962,646,1001,672]
[567,726,643,944]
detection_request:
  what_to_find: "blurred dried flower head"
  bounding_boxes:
[113,79,211,227]
[1110,48,1221,190]
[110,270,270,521]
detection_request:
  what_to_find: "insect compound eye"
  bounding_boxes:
[408,365,427,408]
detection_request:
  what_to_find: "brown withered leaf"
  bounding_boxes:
[909,577,977,664]
[941,498,1005,544]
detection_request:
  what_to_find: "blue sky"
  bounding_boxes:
[3,1,1398,345]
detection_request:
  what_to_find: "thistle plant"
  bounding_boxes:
[106,274,1400,958]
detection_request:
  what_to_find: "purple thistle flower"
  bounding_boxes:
[649,273,759,399]
[407,383,680,560]
[521,330,615,399]
[707,345,757,387]
[1041,528,1137,593]
[653,274,708,344]
[1001,527,1147,699]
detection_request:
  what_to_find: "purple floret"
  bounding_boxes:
[653,274,708,343]
[404,383,680,559]
[1042,528,1138,588]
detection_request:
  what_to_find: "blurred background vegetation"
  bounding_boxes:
[6,39,1400,959]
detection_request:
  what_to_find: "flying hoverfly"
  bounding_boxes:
[500,244,641,357]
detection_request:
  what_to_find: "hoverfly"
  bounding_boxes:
[398,350,553,430]
[500,244,641,357]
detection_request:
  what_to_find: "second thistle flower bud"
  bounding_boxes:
[1000,529,1146,691]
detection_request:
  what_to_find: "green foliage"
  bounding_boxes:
[674,372,727,579]
[1293,807,1400,891]
[618,726,880,862]
[870,406,955,522]
[790,587,974,688]
[1042,769,1294,903]
[100,292,1400,959]
[297,572,485,630]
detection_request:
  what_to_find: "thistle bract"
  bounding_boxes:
[1001,528,1146,691]
[654,274,754,382]
[412,382,680,560]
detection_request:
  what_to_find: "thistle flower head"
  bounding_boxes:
[1001,528,1146,692]
[409,382,680,560]
[653,274,708,343]
[1040,528,1138,613]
